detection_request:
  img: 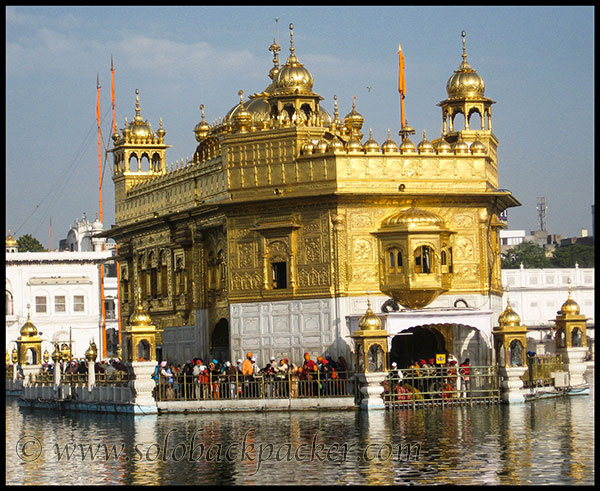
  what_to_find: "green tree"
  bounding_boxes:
[17,234,47,252]
[550,243,595,268]
[501,241,551,269]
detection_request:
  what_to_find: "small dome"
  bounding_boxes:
[92,217,103,231]
[272,24,314,94]
[417,131,435,154]
[6,231,17,247]
[194,104,211,141]
[380,203,445,229]
[314,137,329,154]
[301,139,315,155]
[246,97,272,127]
[347,136,364,153]
[470,136,487,154]
[435,138,452,154]
[381,129,399,153]
[128,90,154,140]
[85,341,98,362]
[446,32,486,99]
[498,300,521,328]
[452,135,469,154]
[363,129,380,153]
[129,300,153,328]
[358,299,382,331]
[344,96,364,134]
[399,137,416,154]
[20,312,38,338]
[329,137,345,153]
[560,286,580,315]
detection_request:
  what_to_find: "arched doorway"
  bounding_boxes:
[211,318,229,362]
[390,326,447,368]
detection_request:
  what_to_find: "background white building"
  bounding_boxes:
[501,266,594,356]
[6,215,119,360]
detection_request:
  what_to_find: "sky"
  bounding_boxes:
[5,6,595,249]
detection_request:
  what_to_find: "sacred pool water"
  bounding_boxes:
[5,372,594,485]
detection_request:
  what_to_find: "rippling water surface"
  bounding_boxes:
[6,372,594,485]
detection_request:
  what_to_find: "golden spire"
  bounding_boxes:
[135,89,142,121]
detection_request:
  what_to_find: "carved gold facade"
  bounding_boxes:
[106,26,519,360]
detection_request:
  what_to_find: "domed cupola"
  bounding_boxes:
[498,299,521,328]
[399,137,416,154]
[417,130,435,154]
[6,229,18,253]
[194,104,211,142]
[470,133,487,154]
[363,129,380,153]
[452,133,469,154]
[439,31,495,135]
[553,279,588,352]
[272,24,314,95]
[435,137,452,154]
[493,292,528,369]
[381,129,399,154]
[344,96,365,139]
[445,33,486,100]
[128,90,155,141]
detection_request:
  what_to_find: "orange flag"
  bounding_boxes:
[398,43,406,99]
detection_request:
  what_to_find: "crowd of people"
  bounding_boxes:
[152,352,351,401]
[38,358,129,380]
[386,357,471,401]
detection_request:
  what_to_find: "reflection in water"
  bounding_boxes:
[5,373,593,485]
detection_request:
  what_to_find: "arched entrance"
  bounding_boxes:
[211,318,229,362]
[390,326,448,368]
[389,323,490,368]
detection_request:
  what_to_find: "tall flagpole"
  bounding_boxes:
[398,43,406,129]
[97,74,107,359]
[111,56,122,357]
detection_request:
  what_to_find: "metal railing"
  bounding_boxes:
[383,366,500,407]
[522,354,563,388]
[154,371,357,402]
[26,370,130,387]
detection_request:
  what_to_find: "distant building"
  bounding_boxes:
[501,266,594,357]
[5,216,119,360]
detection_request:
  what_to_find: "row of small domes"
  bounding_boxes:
[300,130,487,156]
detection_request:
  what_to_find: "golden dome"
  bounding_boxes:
[6,231,17,247]
[381,129,399,153]
[452,134,469,154]
[358,299,382,331]
[446,32,485,99]
[417,130,435,154]
[470,136,487,154]
[314,137,329,154]
[344,96,364,135]
[347,136,364,153]
[301,138,315,155]
[380,202,445,229]
[399,137,416,154]
[194,104,211,141]
[20,310,38,338]
[560,284,580,315]
[363,129,380,153]
[498,300,521,328]
[272,24,314,94]
[329,136,345,153]
[129,291,153,328]
[85,341,98,362]
[435,138,452,154]
[128,90,155,140]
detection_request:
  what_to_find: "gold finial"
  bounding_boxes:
[134,89,142,120]
[111,54,114,71]
[97,72,100,89]
[352,95,357,111]
[289,23,295,54]
[567,278,572,297]
[238,89,244,105]
[423,130,427,140]
[461,30,467,62]
[333,95,339,119]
